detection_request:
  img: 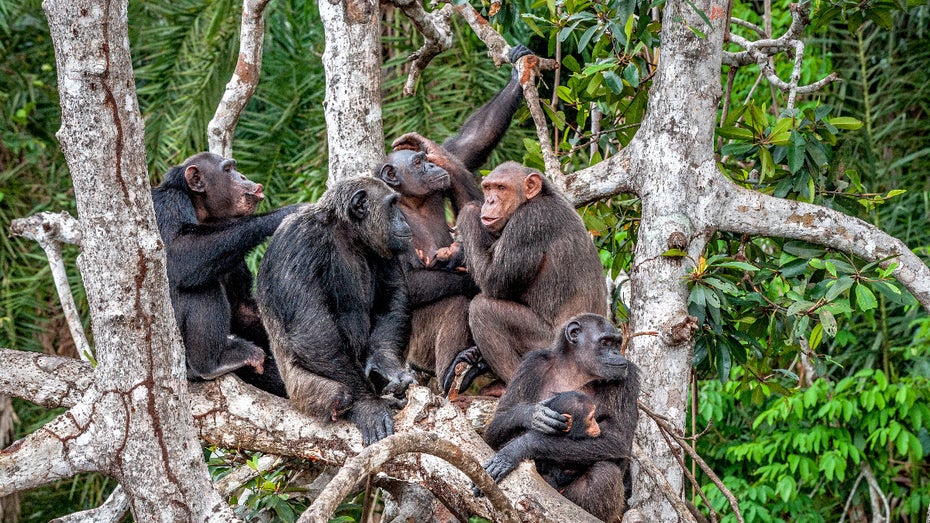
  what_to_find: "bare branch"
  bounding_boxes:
[562,145,637,205]
[723,4,838,110]
[0,350,92,409]
[301,432,519,523]
[50,485,129,523]
[207,0,271,157]
[390,0,454,96]
[710,181,930,313]
[639,400,744,523]
[0,403,99,495]
[10,212,91,362]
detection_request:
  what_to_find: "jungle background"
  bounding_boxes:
[1,0,928,520]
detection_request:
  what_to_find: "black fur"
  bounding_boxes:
[152,152,296,392]
[256,177,415,445]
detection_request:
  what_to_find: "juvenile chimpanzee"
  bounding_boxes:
[256,177,416,445]
[378,45,534,386]
[449,162,607,391]
[480,314,640,522]
[543,390,601,439]
[152,152,297,392]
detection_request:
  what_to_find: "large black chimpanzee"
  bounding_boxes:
[481,314,640,522]
[377,44,534,387]
[152,152,298,395]
[256,177,416,445]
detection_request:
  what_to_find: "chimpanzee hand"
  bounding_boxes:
[441,346,490,395]
[472,450,520,496]
[391,132,442,157]
[508,44,533,67]
[428,241,466,271]
[381,368,416,398]
[514,401,569,434]
[347,396,394,445]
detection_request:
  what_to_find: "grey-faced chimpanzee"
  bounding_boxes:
[480,314,640,522]
[152,152,298,394]
[377,45,534,386]
[450,162,608,391]
[255,177,416,445]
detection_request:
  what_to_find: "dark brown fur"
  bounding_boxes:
[457,163,608,382]
[483,314,640,522]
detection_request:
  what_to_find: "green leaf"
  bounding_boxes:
[825,117,863,131]
[818,309,837,337]
[825,276,855,301]
[662,248,688,257]
[759,146,775,180]
[854,284,878,311]
[602,71,625,94]
[717,126,755,140]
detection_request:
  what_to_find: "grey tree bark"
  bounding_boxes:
[0,1,237,520]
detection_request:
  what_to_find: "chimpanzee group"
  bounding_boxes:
[151,45,639,521]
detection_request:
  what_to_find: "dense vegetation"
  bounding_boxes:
[1,0,927,520]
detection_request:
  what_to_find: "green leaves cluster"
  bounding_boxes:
[696,368,930,521]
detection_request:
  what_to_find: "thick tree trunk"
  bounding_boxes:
[318,0,384,181]
[36,1,235,519]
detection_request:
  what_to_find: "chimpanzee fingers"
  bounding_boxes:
[391,132,429,152]
[382,370,416,397]
[484,454,517,483]
[349,398,395,446]
[508,44,533,64]
[531,404,569,434]
[441,346,486,394]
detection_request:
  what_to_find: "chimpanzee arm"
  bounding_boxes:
[405,267,478,306]
[166,205,299,289]
[457,201,548,299]
[442,45,534,172]
[366,261,415,396]
[485,351,566,448]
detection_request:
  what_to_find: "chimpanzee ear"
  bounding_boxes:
[523,172,543,200]
[564,320,582,346]
[184,165,206,193]
[379,164,400,187]
[349,189,370,220]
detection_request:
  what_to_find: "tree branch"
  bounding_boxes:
[631,444,698,523]
[723,4,838,110]
[0,349,91,409]
[710,181,930,313]
[389,0,454,96]
[0,403,99,495]
[207,0,271,157]
[301,432,519,523]
[9,212,91,362]
[50,485,129,523]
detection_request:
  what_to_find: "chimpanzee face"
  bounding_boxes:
[379,150,450,198]
[480,165,543,234]
[563,314,629,381]
[184,153,264,222]
[347,179,412,258]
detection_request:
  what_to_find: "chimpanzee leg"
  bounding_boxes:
[274,348,353,421]
[407,296,472,380]
[180,286,264,380]
[558,460,626,522]
[468,295,553,383]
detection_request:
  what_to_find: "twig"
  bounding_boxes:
[838,469,867,523]
[390,0,454,96]
[656,415,718,523]
[207,0,271,157]
[861,462,890,523]
[638,400,745,523]
[299,431,519,523]
[215,453,284,496]
[10,211,91,362]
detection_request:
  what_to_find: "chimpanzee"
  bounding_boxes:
[152,152,297,393]
[378,45,534,386]
[448,162,607,391]
[255,177,416,445]
[542,390,601,439]
[480,314,640,522]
